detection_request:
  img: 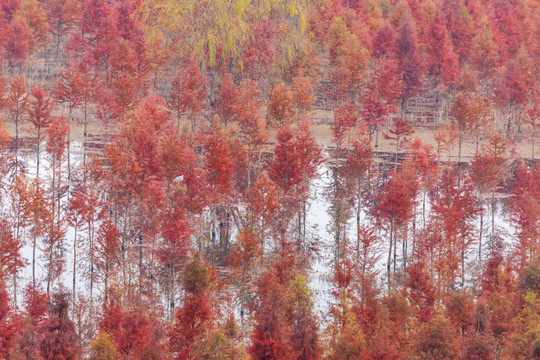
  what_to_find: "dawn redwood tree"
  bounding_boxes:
[344,129,373,244]
[285,275,321,360]
[493,59,528,139]
[158,188,191,318]
[361,57,402,147]
[331,102,359,154]
[235,79,267,190]
[7,175,31,302]
[0,218,24,294]
[88,332,120,360]
[374,164,419,283]
[45,116,69,214]
[413,312,459,360]
[394,19,424,109]
[291,70,316,121]
[441,0,475,64]
[449,92,494,168]
[327,16,369,101]
[68,157,105,301]
[0,280,18,358]
[249,268,292,360]
[469,133,508,261]
[169,252,213,360]
[508,164,540,267]
[429,170,479,288]
[28,180,48,286]
[42,0,81,58]
[267,82,296,128]
[26,86,53,179]
[470,21,499,80]
[372,21,396,58]
[40,291,81,360]
[247,171,282,242]
[9,285,48,359]
[326,255,365,359]
[270,120,322,242]
[6,75,28,164]
[166,57,207,130]
[228,226,262,331]
[95,217,120,301]
[53,65,83,180]
[424,11,459,86]
[214,74,239,125]
[205,121,235,248]
[385,117,414,169]
[408,139,438,233]
[3,18,32,68]
[524,93,540,159]
[41,204,66,295]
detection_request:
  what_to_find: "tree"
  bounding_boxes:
[0,281,17,359]
[166,57,207,130]
[267,83,296,128]
[424,11,459,85]
[9,284,48,359]
[493,59,528,139]
[327,16,369,101]
[449,92,494,167]
[374,165,418,282]
[361,57,402,147]
[413,312,459,360]
[509,165,540,267]
[249,269,292,360]
[40,291,81,360]
[214,74,239,125]
[42,0,81,58]
[469,133,508,260]
[470,20,499,80]
[89,332,120,360]
[45,115,69,214]
[169,252,213,360]
[0,218,24,288]
[286,275,321,360]
[331,102,359,152]
[26,86,52,179]
[385,117,414,169]
[138,0,306,95]
[6,75,28,162]
[373,21,396,58]
[429,170,479,287]
[235,79,267,190]
[228,226,262,328]
[291,70,315,121]
[95,218,120,301]
[525,94,540,159]
[394,20,424,104]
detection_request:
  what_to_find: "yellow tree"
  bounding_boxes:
[137,0,308,96]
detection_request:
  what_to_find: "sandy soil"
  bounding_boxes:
[4,109,537,161]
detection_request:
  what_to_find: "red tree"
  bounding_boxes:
[27,86,53,178]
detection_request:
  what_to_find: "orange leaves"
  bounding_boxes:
[166,57,207,129]
[45,115,69,161]
[331,102,360,149]
[267,83,296,128]
[228,226,262,271]
[27,86,52,132]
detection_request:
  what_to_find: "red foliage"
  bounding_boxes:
[167,58,207,130]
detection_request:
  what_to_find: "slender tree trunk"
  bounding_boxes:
[36,128,41,179]
[73,223,78,309]
[479,205,483,261]
[387,217,394,288]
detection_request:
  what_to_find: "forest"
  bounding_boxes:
[0,0,539,359]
